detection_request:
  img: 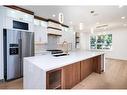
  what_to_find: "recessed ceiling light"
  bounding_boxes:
[52,14,56,17]
[121,16,125,19]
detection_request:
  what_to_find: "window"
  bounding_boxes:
[90,36,96,49]
[90,34,112,50]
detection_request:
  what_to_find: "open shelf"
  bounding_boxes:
[49,81,61,89]
[46,68,62,89]
[75,32,80,48]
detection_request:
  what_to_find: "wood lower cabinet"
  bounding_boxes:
[80,58,93,81]
[46,55,104,89]
[72,62,81,86]
[61,64,73,89]
[62,62,80,89]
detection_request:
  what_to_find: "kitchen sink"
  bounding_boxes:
[52,53,69,57]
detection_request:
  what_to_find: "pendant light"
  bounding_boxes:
[58,13,64,24]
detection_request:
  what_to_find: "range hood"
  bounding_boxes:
[47,27,62,36]
[47,20,62,36]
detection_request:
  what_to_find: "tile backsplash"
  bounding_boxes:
[35,35,74,55]
[35,43,47,54]
[47,35,59,50]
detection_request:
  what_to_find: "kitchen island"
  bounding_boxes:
[23,50,105,89]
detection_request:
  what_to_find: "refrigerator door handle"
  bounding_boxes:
[18,39,22,60]
[18,39,22,75]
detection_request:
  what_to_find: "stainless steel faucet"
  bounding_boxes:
[62,41,69,54]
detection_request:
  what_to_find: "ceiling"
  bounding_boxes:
[20,6,127,32]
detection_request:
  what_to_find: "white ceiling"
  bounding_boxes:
[20,6,127,32]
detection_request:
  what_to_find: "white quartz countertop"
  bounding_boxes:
[24,50,105,72]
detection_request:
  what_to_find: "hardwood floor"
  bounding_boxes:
[0,78,23,89]
[0,58,127,89]
[73,59,127,89]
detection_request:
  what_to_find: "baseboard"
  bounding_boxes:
[106,57,127,61]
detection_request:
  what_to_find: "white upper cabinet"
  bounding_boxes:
[34,19,48,44]
[6,8,33,22]
[2,7,34,32]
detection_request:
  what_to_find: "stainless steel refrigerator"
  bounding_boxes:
[3,29,34,81]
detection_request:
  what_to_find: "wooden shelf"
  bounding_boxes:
[35,42,46,45]
[49,81,61,89]
[48,33,62,36]
[75,32,80,48]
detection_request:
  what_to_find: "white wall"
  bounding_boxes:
[105,28,127,60]
[80,32,88,50]
[80,27,127,60]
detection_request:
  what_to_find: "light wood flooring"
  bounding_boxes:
[73,59,127,89]
[0,58,127,89]
[0,78,23,89]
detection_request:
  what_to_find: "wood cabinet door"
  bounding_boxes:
[62,64,73,89]
[72,62,81,86]
[62,62,80,89]
[80,58,93,81]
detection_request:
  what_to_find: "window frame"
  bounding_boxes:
[90,34,112,51]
